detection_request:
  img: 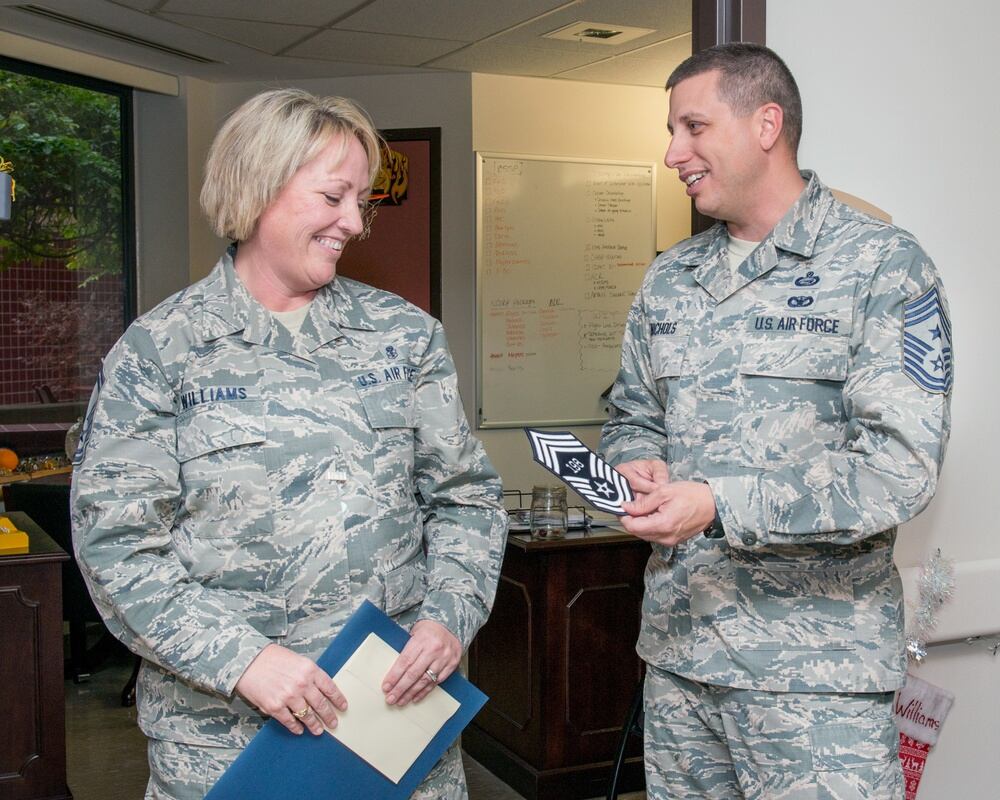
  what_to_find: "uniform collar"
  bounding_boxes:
[326,278,378,334]
[197,248,254,341]
[678,170,833,302]
[769,170,833,259]
[197,246,376,356]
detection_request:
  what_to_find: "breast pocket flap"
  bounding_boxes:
[176,401,266,462]
[650,337,688,379]
[360,384,417,429]
[740,338,848,381]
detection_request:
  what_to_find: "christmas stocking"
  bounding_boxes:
[894,674,955,799]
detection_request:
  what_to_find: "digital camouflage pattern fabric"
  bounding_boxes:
[643,665,903,799]
[600,172,952,693]
[72,249,506,794]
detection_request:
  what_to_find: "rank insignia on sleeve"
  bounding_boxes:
[524,429,634,515]
[72,367,105,466]
[903,286,953,394]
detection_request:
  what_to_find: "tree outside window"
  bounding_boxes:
[0,61,134,411]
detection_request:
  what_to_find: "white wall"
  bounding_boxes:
[184,76,223,280]
[132,87,191,312]
[471,73,689,498]
[769,2,999,796]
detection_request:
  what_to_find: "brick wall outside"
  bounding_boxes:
[0,251,123,405]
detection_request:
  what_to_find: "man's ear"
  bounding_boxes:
[758,103,784,151]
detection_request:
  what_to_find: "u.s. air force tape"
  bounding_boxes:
[524,429,634,515]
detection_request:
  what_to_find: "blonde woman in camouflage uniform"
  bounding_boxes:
[71,89,506,799]
[601,45,951,799]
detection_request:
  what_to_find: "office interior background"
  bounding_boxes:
[0,0,996,798]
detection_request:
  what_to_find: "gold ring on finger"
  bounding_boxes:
[292,705,312,720]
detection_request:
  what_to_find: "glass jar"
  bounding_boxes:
[529,485,568,539]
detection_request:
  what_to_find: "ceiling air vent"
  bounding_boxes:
[543,21,656,46]
[12,4,223,64]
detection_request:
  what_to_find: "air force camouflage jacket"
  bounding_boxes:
[600,173,952,692]
[72,251,507,746]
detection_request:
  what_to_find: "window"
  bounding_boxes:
[0,56,135,418]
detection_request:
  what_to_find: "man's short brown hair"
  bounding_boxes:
[667,43,803,154]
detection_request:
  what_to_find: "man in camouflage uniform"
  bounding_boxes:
[72,246,506,798]
[600,44,951,799]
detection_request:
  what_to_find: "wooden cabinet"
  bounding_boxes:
[464,529,649,800]
[2,476,102,684]
[0,512,72,800]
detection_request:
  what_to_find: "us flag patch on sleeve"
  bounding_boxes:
[902,285,953,394]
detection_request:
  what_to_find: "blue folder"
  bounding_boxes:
[205,601,488,799]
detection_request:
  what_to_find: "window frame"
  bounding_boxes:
[0,54,137,423]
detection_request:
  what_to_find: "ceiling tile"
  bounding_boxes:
[554,34,690,87]
[105,0,163,11]
[5,0,246,63]
[0,2,419,81]
[158,12,315,55]
[617,34,691,63]
[334,0,572,42]
[158,0,356,27]
[502,24,667,55]
[286,28,465,66]
[1,0,692,85]
[495,0,689,54]
[559,54,677,88]
[568,0,689,35]
[431,40,603,76]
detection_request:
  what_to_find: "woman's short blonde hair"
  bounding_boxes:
[200,89,383,241]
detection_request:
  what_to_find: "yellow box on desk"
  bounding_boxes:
[0,516,29,554]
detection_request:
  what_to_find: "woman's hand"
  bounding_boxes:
[381,619,461,707]
[235,643,347,735]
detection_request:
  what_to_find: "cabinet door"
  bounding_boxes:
[0,559,71,800]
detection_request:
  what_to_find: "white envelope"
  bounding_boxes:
[326,633,460,783]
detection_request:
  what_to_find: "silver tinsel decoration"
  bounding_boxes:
[905,548,956,664]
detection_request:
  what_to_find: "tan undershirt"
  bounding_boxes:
[725,234,760,294]
[270,301,312,335]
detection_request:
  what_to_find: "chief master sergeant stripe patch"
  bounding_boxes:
[903,285,953,394]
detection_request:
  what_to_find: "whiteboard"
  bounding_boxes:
[476,153,656,428]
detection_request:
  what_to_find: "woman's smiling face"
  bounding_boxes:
[237,133,371,306]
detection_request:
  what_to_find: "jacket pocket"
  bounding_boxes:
[211,586,289,638]
[359,382,416,428]
[175,400,272,538]
[811,719,898,771]
[738,337,848,466]
[650,334,692,463]
[640,547,677,635]
[650,335,689,380]
[359,385,418,517]
[382,556,427,618]
[730,550,856,651]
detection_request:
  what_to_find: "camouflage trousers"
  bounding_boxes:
[643,666,903,799]
[145,737,468,799]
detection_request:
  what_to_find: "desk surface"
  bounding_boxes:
[0,511,69,565]
[507,525,642,552]
[0,470,72,487]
